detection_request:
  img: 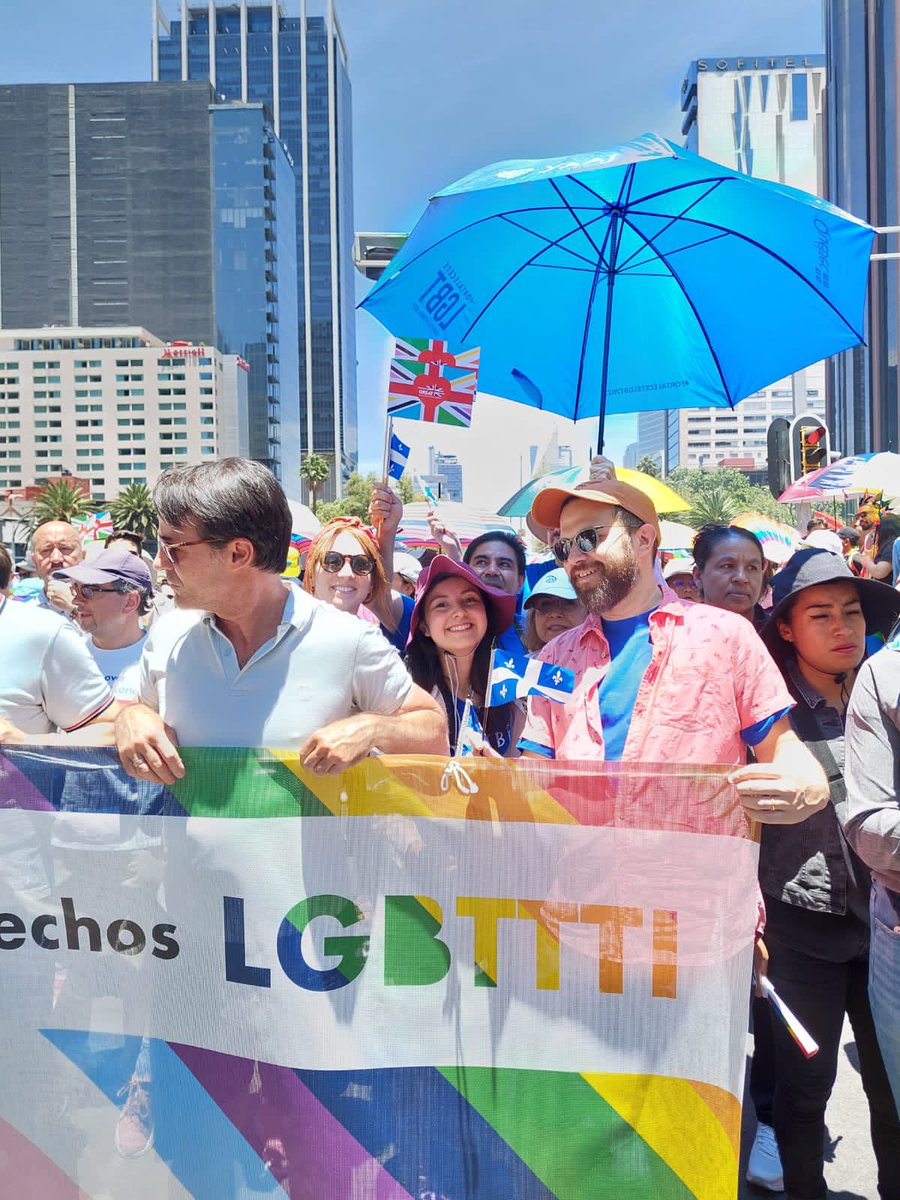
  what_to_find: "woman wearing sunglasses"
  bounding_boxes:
[406,556,520,756]
[303,517,412,652]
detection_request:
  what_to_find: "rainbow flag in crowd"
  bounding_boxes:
[0,749,757,1199]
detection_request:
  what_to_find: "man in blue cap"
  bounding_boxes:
[55,545,155,703]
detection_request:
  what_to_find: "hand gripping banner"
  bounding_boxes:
[0,748,759,1199]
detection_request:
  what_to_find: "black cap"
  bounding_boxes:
[761,547,900,657]
[836,525,859,543]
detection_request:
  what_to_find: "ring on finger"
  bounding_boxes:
[132,754,148,770]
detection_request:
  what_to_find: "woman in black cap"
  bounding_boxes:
[758,548,900,1200]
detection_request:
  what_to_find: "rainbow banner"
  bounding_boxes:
[0,749,758,1199]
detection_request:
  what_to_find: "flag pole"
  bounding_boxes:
[381,415,393,486]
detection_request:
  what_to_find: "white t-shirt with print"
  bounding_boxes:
[87,634,147,703]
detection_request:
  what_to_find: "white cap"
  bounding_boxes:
[524,568,578,607]
[802,529,843,555]
[393,552,422,586]
[663,557,694,582]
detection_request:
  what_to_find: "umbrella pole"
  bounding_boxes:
[596,213,619,456]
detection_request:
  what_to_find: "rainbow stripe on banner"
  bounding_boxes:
[0,749,758,1199]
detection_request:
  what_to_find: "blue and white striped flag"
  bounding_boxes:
[388,431,411,482]
[487,649,575,707]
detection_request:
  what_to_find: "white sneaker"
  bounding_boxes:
[746,1123,784,1192]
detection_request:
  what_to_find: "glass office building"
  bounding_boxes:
[154,1,358,498]
[0,82,299,483]
[825,0,899,455]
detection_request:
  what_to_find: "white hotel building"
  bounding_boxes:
[0,326,249,502]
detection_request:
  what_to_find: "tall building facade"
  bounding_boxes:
[0,82,300,489]
[0,326,248,501]
[825,0,899,455]
[654,55,829,474]
[154,1,358,498]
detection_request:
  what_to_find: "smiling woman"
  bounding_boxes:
[406,556,520,756]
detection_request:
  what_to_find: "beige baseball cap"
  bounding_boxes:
[531,478,661,539]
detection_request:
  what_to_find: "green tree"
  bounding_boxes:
[635,454,661,479]
[316,472,378,524]
[664,467,795,528]
[109,483,157,541]
[27,479,90,532]
[299,454,331,514]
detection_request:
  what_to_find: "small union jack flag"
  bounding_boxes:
[392,337,481,373]
[388,358,478,427]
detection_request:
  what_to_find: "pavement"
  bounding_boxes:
[739,1018,879,1200]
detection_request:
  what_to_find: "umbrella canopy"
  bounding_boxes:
[777,452,883,502]
[658,520,696,551]
[731,512,801,565]
[397,501,518,549]
[361,134,874,449]
[497,465,689,518]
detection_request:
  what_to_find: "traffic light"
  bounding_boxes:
[801,424,828,473]
[766,417,791,499]
[790,415,831,480]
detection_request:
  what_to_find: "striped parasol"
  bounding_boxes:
[731,512,801,565]
[398,502,519,549]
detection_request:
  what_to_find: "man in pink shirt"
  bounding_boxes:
[519,478,828,826]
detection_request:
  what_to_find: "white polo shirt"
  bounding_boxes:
[0,598,113,734]
[138,584,412,748]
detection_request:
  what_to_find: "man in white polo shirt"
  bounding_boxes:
[0,595,114,737]
[54,545,154,703]
[116,458,448,783]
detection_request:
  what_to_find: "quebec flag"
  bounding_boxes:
[487,649,575,707]
[388,432,411,481]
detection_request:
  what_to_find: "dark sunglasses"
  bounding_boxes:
[552,525,621,563]
[321,551,375,577]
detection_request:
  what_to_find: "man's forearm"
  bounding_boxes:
[368,708,450,756]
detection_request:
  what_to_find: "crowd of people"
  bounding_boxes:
[1,454,899,1197]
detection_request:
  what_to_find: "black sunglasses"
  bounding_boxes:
[552,525,621,563]
[321,551,375,577]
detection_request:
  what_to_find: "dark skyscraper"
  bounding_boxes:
[825,0,899,454]
[0,81,300,478]
[154,1,357,499]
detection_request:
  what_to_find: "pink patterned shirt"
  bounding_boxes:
[521,590,794,765]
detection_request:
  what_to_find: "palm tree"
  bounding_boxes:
[27,479,90,532]
[685,477,745,527]
[109,483,157,542]
[299,454,331,514]
[635,454,661,479]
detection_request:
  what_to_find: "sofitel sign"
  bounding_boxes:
[697,56,820,72]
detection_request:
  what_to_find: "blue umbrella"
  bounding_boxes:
[361,134,874,450]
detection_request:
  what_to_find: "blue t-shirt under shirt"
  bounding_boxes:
[597,610,654,761]
[520,605,790,759]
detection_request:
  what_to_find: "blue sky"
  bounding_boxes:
[0,0,824,478]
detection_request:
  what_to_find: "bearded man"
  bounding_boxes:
[517,478,829,829]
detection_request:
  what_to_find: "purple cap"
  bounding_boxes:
[53,545,153,593]
[408,555,517,645]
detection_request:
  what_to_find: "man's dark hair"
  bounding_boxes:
[153,458,291,574]
[0,543,11,591]
[463,530,526,578]
[107,529,144,555]
[693,523,764,573]
[806,518,829,534]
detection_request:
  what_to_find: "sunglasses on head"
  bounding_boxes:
[321,551,375,577]
[551,525,623,563]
